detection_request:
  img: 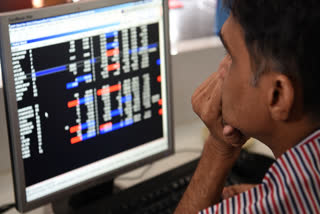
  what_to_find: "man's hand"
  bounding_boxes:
[222,184,257,199]
[175,57,250,214]
[191,56,247,154]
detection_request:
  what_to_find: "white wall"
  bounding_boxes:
[171,37,224,125]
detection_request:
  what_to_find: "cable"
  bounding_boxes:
[117,163,153,181]
[0,203,15,213]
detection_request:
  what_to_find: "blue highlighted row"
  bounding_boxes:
[90,58,96,64]
[106,31,118,39]
[66,82,79,89]
[104,42,158,53]
[76,74,92,83]
[81,120,96,130]
[148,43,158,49]
[82,131,96,141]
[35,65,67,77]
[121,95,132,103]
[157,59,161,65]
[12,22,120,47]
[106,42,119,50]
[67,74,93,89]
[79,96,94,105]
[110,109,123,117]
[100,119,134,134]
[128,43,158,54]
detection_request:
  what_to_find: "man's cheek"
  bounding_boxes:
[221,82,237,126]
[221,87,230,122]
[221,79,232,107]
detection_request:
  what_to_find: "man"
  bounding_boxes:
[175,0,320,213]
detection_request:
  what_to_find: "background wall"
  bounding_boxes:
[172,39,224,125]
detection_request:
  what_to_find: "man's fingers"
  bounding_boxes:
[192,70,224,121]
[195,71,223,96]
[193,57,228,98]
[191,55,239,145]
[199,73,223,120]
[223,125,235,137]
[192,54,229,106]
[192,72,219,110]
[222,125,249,147]
[222,186,238,199]
[222,184,257,199]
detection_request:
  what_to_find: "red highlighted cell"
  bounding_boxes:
[157,75,161,82]
[107,63,120,71]
[158,108,163,116]
[109,84,122,93]
[97,84,122,96]
[106,48,120,57]
[68,99,79,108]
[158,99,163,106]
[71,136,82,144]
[100,122,112,131]
[70,124,81,134]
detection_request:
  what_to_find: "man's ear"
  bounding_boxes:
[267,74,294,121]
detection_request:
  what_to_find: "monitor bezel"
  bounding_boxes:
[0,0,174,212]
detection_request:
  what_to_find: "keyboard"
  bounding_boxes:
[106,159,199,214]
[74,150,274,214]
[105,158,198,214]
[72,157,199,214]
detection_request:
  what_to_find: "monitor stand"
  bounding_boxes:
[51,179,120,214]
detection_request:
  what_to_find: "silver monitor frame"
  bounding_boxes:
[0,0,173,212]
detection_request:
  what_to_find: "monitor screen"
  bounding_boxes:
[0,0,173,211]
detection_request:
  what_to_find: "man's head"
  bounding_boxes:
[219,0,320,153]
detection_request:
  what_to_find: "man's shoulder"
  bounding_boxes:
[265,130,320,184]
[199,131,320,214]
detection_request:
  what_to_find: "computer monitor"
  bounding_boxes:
[0,0,173,212]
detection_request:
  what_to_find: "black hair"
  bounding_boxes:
[224,0,320,119]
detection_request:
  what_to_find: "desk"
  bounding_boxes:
[0,120,205,214]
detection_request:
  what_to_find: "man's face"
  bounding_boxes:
[220,15,271,139]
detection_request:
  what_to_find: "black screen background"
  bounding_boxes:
[14,23,165,187]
